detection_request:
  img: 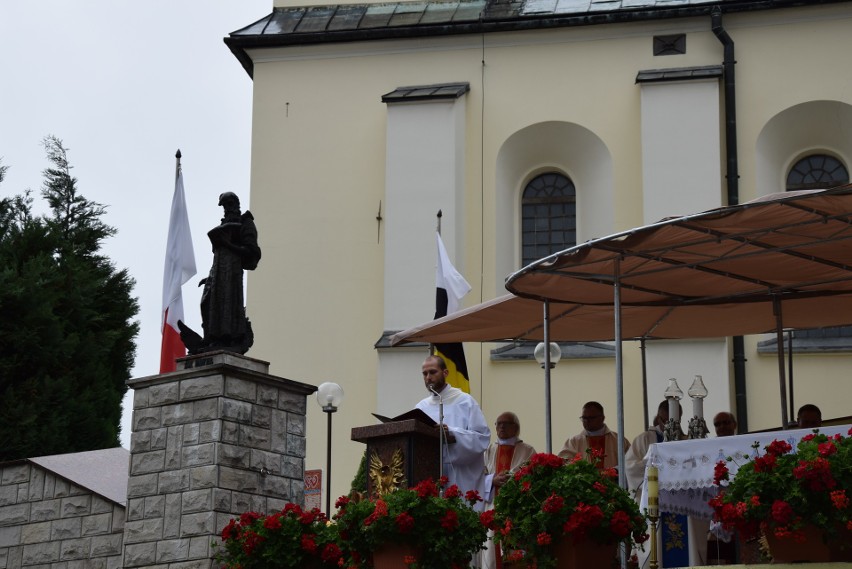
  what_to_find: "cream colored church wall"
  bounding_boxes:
[717,3,852,200]
[246,40,488,506]
[743,337,852,431]
[242,2,852,507]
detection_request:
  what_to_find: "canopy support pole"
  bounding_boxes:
[773,297,790,428]
[614,259,626,489]
[543,299,553,453]
[640,338,649,428]
[614,259,627,569]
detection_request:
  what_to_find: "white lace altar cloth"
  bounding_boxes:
[640,425,851,519]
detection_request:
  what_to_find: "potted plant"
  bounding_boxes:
[216,504,343,569]
[334,477,487,569]
[485,452,648,569]
[709,429,852,562]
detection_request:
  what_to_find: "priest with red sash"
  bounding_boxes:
[482,412,536,569]
[557,401,629,469]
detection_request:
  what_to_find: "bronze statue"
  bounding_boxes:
[179,192,261,355]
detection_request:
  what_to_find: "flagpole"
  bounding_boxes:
[433,209,442,358]
[160,148,196,373]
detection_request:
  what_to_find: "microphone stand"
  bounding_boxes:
[429,386,445,490]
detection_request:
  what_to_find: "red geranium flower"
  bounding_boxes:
[321,543,342,563]
[415,479,439,498]
[542,493,564,513]
[480,509,496,529]
[713,461,729,485]
[771,500,793,525]
[831,490,849,510]
[396,512,415,533]
[818,441,837,457]
[610,510,632,537]
[441,509,459,531]
[765,440,792,457]
[263,513,282,530]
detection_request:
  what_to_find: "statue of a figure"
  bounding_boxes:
[179,192,261,355]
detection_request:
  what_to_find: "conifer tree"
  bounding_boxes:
[0,137,139,460]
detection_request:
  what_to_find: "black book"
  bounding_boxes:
[372,407,437,427]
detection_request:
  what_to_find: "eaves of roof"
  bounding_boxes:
[224,0,851,77]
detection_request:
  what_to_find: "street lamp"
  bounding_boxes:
[534,341,562,369]
[534,342,561,453]
[316,382,344,516]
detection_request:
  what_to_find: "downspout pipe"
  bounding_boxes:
[712,6,748,433]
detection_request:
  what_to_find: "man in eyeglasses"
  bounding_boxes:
[712,412,737,437]
[557,401,629,470]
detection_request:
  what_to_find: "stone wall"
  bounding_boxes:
[124,352,316,569]
[0,463,124,569]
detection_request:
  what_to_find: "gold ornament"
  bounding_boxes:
[369,449,405,495]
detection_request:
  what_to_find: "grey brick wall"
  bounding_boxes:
[124,352,316,569]
[0,464,125,569]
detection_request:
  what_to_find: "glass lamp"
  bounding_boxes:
[534,342,562,369]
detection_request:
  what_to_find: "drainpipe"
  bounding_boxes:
[712,6,748,433]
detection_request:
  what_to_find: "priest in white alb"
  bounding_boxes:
[416,355,490,510]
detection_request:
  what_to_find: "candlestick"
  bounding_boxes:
[647,465,659,517]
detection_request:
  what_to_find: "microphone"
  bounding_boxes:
[429,385,442,399]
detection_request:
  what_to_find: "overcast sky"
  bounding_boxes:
[1,1,271,448]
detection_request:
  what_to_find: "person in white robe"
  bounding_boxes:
[416,355,490,512]
[482,412,536,569]
[557,401,629,470]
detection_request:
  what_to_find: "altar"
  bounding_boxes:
[641,425,850,518]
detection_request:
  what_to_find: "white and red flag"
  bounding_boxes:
[159,150,196,372]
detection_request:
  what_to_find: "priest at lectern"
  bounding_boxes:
[416,355,491,510]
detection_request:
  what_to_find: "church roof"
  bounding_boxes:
[225,0,849,76]
[27,447,130,506]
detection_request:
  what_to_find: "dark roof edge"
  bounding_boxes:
[225,0,850,78]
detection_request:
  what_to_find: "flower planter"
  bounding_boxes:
[503,540,617,569]
[550,538,617,569]
[764,525,830,563]
[372,543,421,569]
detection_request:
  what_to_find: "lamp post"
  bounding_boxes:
[316,382,344,517]
[687,375,709,439]
[663,378,683,442]
[534,341,561,453]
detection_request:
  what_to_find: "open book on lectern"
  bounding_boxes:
[372,408,437,427]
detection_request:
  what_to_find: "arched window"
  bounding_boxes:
[786,154,848,191]
[781,153,852,347]
[521,172,576,267]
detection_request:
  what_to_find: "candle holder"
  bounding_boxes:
[687,375,709,439]
[663,378,683,442]
[646,465,660,569]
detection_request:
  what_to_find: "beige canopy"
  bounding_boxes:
[503,186,852,431]
[390,290,852,345]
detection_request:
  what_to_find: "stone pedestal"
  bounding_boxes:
[351,420,439,495]
[123,351,316,569]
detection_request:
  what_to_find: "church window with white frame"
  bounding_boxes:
[521,172,577,267]
[786,154,848,191]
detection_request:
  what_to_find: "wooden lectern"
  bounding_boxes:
[352,418,440,496]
